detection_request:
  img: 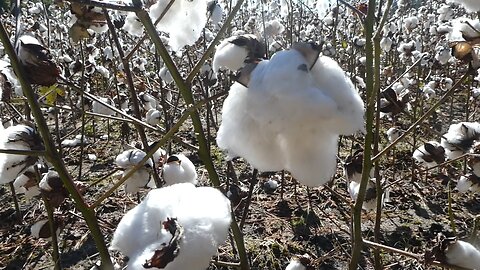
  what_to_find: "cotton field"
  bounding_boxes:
[1,0,480,269]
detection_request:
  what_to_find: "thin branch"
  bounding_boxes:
[66,0,140,12]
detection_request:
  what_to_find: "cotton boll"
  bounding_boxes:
[447,0,480,12]
[110,183,231,270]
[160,67,173,84]
[0,124,43,185]
[92,97,115,116]
[62,134,87,147]
[435,46,451,65]
[403,16,419,32]
[13,167,41,198]
[412,141,445,168]
[123,14,144,36]
[445,240,480,268]
[264,19,285,38]
[212,34,265,74]
[31,219,61,240]
[285,260,306,270]
[162,154,197,186]
[138,92,157,111]
[116,149,153,194]
[441,122,480,159]
[149,0,207,51]
[207,0,223,25]
[146,109,162,126]
[386,127,401,142]
[349,178,383,211]
[380,37,393,52]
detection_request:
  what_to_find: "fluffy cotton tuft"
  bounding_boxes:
[217,46,364,186]
[149,0,207,51]
[447,0,480,12]
[0,125,42,184]
[441,122,480,159]
[445,240,480,268]
[412,141,445,168]
[212,35,263,73]
[115,149,153,194]
[285,259,306,270]
[110,183,231,270]
[162,154,197,186]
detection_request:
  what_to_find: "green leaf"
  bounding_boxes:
[38,84,64,105]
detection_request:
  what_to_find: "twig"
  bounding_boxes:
[66,0,140,12]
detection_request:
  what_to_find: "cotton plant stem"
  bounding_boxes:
[42,195,61,270]
[134,6,221,187]
[104,10,163,187]
[372,1,392,269]
[349,0,376,268]
[372,72,469,163]
[231,211,250,270]
[0,22,113,270]
[9,182,21,221]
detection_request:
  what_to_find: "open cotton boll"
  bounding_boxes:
[146,109,161,126]
[447,0,480,12]
[115,149,153,193]
[122,167,151,194]
[349,178,383,211]
[264,19,285,37]
[61,134,87,147]
[412,141,445,168]
[212,34,265,74]
[0,124,43,184]
[149,0,206,51]
[441,122,480,159]
[115,149,153,169]
[445,240,480,268]
[285,260,306,270]
[123,13,144,36]
[110,183,232,270]
[386,127,401,143]
[92,97,115,116]
[456,175,473,192]
[160,67,173,84]
[162,154,197,186]
[13,167,41,198]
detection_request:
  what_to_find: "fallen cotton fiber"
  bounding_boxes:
[110,183,232,270]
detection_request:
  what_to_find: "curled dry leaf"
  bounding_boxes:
[143,218,183,269]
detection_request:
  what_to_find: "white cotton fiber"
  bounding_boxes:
[310,55,365,135]
[445,240,480,268]
[162,154,198,186]
[447,0,480,12]
[212,36,251,73]
[441,122,480,159]
[92,97,115,116]
[0,125,37,184]
[149,0,207,51]
[115,149,153,194]
[110,183,232,270]
[285,259,306,270]
[217,45,364,186]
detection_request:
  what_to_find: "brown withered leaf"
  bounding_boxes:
[143,218,183,269]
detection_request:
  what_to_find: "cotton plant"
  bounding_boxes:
[0,124,44,185]
[110,183,231,270]
[217,42,364,187]
[115,148,153,194]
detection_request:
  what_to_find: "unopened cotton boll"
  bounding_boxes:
[445,240,480,268]
[110,183,232,270]
[162,154,197,186]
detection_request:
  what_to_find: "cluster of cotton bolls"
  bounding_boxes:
[216,40,364,187]
[110,183,231,270]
